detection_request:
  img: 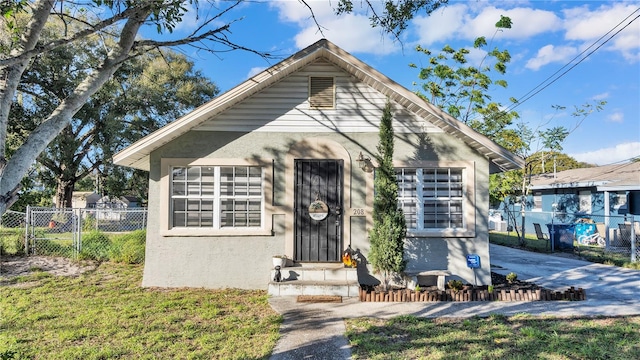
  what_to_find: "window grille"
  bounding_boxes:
[395,168,464,230]
[171,166,262,228]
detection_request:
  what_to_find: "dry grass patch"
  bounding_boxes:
[0,261,281,359]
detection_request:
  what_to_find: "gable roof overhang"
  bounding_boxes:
[529,162,640,193]
[113,39,524,173]
[598,185,640,191]
[529,181,610,191]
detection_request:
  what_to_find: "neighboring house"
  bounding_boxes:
[89,195,140,221]
[526,162,640,246]
[64,192,139,210]
[113,39,523,290]
[92,195,140,210]
[528,162,640,217]
[67,191,99,209]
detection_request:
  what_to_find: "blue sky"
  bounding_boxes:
[162,0,640,166]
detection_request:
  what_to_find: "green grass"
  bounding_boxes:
[573,245,640,270]
[0,262,281,359]
[489,231,551,253]
[346,314,640,360]
[489,232,640,270]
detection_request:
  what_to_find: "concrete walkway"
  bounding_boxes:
[268,244,640,359]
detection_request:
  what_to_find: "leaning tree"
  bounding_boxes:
[0,0,448,215]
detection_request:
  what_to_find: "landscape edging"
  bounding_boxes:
[359,287,586,302]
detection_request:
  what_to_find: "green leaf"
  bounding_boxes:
[496,15,513,29]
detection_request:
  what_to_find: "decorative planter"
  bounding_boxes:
[272,257,287,268]
[358,286,586,302]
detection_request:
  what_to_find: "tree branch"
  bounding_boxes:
[0,4,145,67]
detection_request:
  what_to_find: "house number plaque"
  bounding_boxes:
[308,200,329,220]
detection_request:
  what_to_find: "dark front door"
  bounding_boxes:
[294,159,343,262]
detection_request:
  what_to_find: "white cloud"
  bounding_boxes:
[294,14,399,55]
[591,92,609,100]
[268,0,639,62]
[466,47,489,67]
[412,4,561,46]
[607,111,624,123]
[562,3,640,62]
[525,44,578,70]
[461,6,561,40]
[247,67,266,79]
[412,4,468,45]
[269,1,399,54]
[571,142,640,165]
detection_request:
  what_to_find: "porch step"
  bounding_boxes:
[268,280,360,297]
[268,266,360,297]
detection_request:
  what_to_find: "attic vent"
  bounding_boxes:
[309,77,335,109]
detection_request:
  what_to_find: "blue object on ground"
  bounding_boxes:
[547,224,575,250]
[574,223,596,238]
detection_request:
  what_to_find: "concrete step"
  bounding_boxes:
[268,280,360,297]
[273,266,358,282]
[268,266,360,297]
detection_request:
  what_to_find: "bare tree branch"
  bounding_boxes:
[299,0,327,37]
[0,4,145,67]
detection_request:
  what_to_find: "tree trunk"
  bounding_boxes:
[0,1,54,210]
[519,166,530,246]
[0,5,150,214]
[55,180,75,208]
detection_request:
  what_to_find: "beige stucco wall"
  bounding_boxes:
[142,129,492,289]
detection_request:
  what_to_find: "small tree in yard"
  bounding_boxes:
[368,101,406,291]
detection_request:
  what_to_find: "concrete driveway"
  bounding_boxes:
[489,243,640,304]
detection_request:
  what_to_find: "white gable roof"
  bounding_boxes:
[113,39,524,172]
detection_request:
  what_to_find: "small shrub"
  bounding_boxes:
[35,239,74,257]
[447,279,463,292]
[82,214,97,232]
[79,230,111,261]
[0,229,26,256]
[506,272,518,284]
[109,230,145,264]
[488,285,494,293]
[0,349,16,360]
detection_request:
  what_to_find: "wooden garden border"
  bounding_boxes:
[359,287,586,302]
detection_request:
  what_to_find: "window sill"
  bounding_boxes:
[161,228,273,237]
[407,229,476,238]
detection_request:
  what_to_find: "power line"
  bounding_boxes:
[472,6,640,125]
[508,7,640,112]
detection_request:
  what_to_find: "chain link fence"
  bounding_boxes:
[494,209,639,262]
[0,210,28,256]
[0,206,147,263]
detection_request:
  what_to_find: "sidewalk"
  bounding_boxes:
[268,244,640,359]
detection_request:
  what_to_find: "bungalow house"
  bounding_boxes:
[528,162,640,217]
[113,39,523,292]
[527,162,640,246]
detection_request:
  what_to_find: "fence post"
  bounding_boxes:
[631,215,637,263]
[25,205,30,255]
[75,208,81,259]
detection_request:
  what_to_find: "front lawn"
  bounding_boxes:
[346,314,640,360]
[0,262,281,359]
